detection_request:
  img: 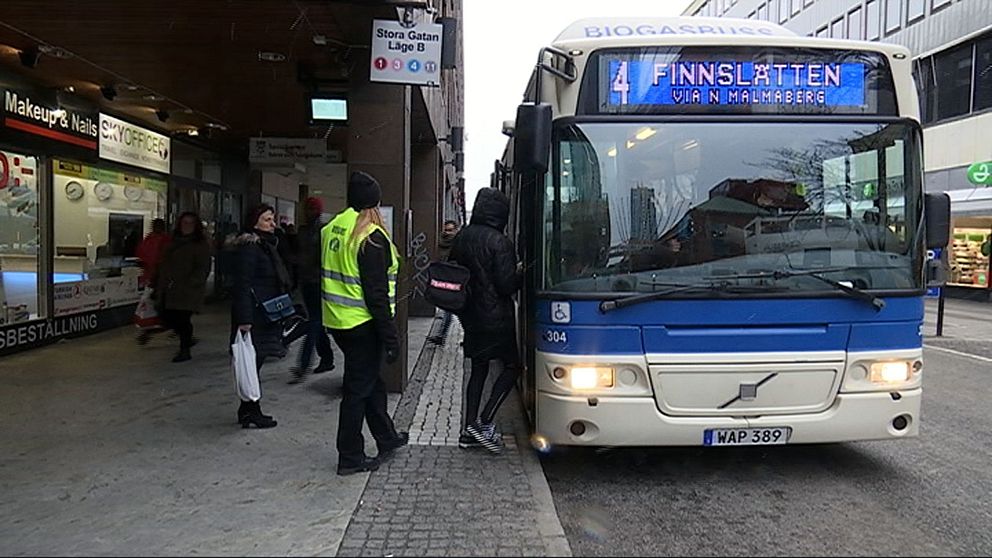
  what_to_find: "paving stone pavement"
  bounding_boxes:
[336,321,571,557]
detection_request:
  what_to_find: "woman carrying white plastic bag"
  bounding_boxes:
[232,331,261,404]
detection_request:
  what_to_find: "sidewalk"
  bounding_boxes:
[924,296,992,358]
[335,321,571,557]
[0,303,432,556]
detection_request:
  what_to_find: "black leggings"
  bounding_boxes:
[465,357,519,427]
[163,309,194,350]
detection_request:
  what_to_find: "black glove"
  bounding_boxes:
[385,344,400,364]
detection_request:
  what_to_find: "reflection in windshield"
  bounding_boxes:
[545,122,922,294]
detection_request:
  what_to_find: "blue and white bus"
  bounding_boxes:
[497,17,949,448]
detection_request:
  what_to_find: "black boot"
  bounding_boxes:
[172,348,191,363]
[240,401,276,429]
[237,400,272,423]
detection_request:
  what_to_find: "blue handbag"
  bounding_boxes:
[253,290,296,322]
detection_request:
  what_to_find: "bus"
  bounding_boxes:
[496,16,950,448]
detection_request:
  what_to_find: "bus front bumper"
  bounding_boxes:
[534,389,921,447]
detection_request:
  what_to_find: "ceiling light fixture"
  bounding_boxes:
[258,51,287,62]
[143,94,164,102]
[204,122,228,131]
[635,127,657,141]
[37,44,72,59]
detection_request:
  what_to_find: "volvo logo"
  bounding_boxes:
[719,373,778,409]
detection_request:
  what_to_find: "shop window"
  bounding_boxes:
[815,25,828,38]
[848,6,864,40]
[974,36,992,112]
[935,43,974,120]
[907,0,926,24]
[757,2,768,21]
[866,0,881,40]
[949,226,992,288]
[804,0,814,7]
[52,160,166,316]
[0,149,41,323]
[778,0,790,23]
[791,0,801,16]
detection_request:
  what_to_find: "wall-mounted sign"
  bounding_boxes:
[967,161,992,186]
[2,88,98,149]
[99,114,171,174]
[370,19,443,86]
[0,312,99,353]
[249,138,327,164]
[53,276,140,317]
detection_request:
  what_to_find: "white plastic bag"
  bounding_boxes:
[232,331,261,402]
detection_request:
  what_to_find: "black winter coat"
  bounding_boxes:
[232,231,292,359]
[450,188,521,336]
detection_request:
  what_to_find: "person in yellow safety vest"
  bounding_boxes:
[321,171,408,475]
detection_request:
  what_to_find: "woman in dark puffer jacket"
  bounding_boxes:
[231,204,293,429]
[449,188,523,452]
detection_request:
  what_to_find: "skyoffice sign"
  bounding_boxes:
[99,113,171,174]
[2,88,99,150]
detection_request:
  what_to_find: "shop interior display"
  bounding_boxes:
[949,228,991,287]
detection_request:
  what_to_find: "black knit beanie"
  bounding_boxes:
[348,171,382,210]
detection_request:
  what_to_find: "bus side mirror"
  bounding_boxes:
[513,103,552,174]
[924,192,950,249]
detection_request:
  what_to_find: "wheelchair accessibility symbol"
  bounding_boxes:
[551,302,571,324]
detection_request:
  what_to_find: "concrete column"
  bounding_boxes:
[348,54,412,393]
[409,144,441,317]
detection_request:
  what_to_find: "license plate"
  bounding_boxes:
[703,427,791,446]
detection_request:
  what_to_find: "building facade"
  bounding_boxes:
[685,0,992,298]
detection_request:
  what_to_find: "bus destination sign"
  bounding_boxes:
[606,59,867,108]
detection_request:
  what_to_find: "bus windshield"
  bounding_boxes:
[543,121,923,294]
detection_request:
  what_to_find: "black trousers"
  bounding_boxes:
[298,282,335,370]
[162,309,194,350]
[331,321,399,465]
[463,328,520,428]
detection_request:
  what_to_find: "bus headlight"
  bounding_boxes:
[554,366,614,390]
[842,356,922,392]
[870,361,912,384]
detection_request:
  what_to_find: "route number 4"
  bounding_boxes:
[612,61,630,105]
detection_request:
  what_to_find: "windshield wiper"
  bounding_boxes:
[598,266,887,313]
[599,282,725,313]
[717,267,886,311]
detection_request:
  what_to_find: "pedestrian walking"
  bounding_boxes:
[449,188,523,453]
[135,218,172,346]
[231,204,293,429]
[429,219,461,344]
[155,212,211,363]
[136,218,171,290]
[288,196,336,384]
[322,171,408,475]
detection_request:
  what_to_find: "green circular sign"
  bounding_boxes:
[968,161,992,185]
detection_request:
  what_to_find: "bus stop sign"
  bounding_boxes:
[967,161,992,185]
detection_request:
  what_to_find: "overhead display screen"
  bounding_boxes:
[585,47,897,116]
[607,60,866,107]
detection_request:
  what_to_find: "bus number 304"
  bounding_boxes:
[543,330,568,344]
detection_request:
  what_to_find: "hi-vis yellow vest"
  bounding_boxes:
[321,208,400,330]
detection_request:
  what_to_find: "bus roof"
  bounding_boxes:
[554,17,797,43]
